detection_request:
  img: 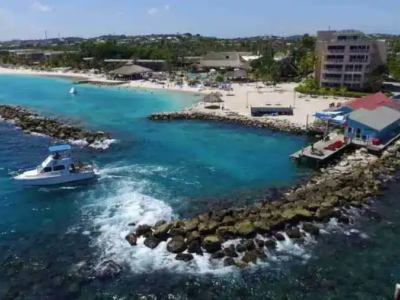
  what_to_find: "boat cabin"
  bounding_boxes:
[38,145,82,174]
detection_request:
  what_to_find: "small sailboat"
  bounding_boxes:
[14,145,97,186]
[69,87,77,95]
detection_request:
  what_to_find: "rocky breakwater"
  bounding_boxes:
[148,110,307,134]
[125,142,400,268]
[0,105,111,145]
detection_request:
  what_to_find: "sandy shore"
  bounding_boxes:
[0,67,107,81]
[125,80,347,126]
[0,67,348,126]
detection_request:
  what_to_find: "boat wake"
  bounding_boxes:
[79,164,327,276]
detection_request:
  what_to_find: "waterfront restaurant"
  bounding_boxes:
[345,106,400,145]
[109,63,153,81]
[199,52,250,71]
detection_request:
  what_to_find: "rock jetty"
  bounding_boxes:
[126,141,400,267]
[0,105,111,145]
[148,111,308,134]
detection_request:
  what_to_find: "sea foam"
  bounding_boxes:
[85,164,314,275]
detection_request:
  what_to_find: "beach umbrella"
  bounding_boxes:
[202,92,224,104]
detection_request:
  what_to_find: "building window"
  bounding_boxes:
[348,127,353,133]
[42,167,52,173]
[53,165,65,171]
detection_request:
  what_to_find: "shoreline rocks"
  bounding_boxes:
[0,105,111,146]
[128,140,400,267]
[148,111,312,134]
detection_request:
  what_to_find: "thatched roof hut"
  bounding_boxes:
[110,63,153,76]
[200,52,250,69]
[202,93,224,108]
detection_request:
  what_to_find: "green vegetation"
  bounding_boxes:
[294,78,368,98]
[215,75,225,83]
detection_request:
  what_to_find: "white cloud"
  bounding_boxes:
[31,2,51,12]
[164,5,170,10]
[148,7,157,15]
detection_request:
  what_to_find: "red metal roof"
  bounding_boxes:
[342,92,400,111]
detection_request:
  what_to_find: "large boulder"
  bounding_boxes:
[241,239,256,251]
[234,220,255,237]
[170,227,187,237]
[186,231,201,244]
[242,251,258,264]
[216,226,237,239]
[281,208,313,223]
[144,235,161,249]
[135,225,152,237]
[274,233,285,241]
[153,222,172,240]
[184,218,199,231]
[223,245,238,257]
[198,213,210,223]
[253,220,271,233]
[220,215,235,226]
[125,233,137,246]
[202,235,222,253]
[199,221,218,235]
[188,240,201,253]
[285,227,301,239]
[315,207,336,220]
[211,251,225,259]
[175,253,194,262]
[264,239,277,250]
[166,236,186,253]
[302,223,320,236]
[223,257,236,267]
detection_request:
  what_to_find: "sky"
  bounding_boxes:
[0,0,400,40]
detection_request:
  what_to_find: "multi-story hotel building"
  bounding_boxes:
[315,30,387,91]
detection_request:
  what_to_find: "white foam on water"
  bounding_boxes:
[90,139,118,150]
[68,138,117,149]
[30,132,48,138]
[86,165,236,275]
[68,139,89,147]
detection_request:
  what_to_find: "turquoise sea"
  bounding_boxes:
[0,74,400,299]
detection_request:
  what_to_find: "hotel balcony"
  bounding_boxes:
[343,78,362,83]
[322,77,342,82]
[349,59,368,63]
[349,49,369,53]
[327,49,345,53]
[344,69,363,73]
[324,68,343,73]
[325,59,344,63]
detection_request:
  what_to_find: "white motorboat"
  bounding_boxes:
[69,87,77,94]
[14,145,97,186]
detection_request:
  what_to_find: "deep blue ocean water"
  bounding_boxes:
[1,74,400,300]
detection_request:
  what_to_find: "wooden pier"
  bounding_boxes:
[291,133,349,162]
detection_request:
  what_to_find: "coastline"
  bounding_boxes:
[0,67,347,128]
[125,143,400,267]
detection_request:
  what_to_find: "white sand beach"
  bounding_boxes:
[0,67,347,126]
[125,80,346,126]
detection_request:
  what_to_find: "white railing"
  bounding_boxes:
[325,59,344,63]
[345,69,363,72]
[349,59,368,63]
[349,49,369,53]
[322,78,342,82]
[324,68,343,72]
[328,49,345,53]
